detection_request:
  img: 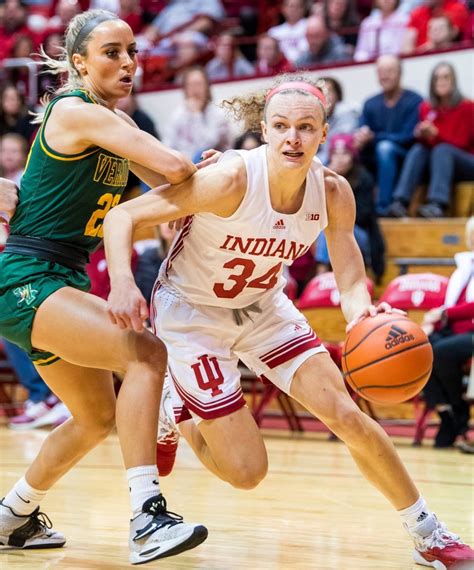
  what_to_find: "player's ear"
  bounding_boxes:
[261,120,268,143]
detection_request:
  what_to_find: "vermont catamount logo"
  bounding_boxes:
[13,283,38,307]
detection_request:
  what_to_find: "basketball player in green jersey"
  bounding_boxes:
[0,10,208,565]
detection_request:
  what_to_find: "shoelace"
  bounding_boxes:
[423,524,463,551]
[134,496,184,541]
[15,508,53,539]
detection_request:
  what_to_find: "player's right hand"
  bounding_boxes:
[107,280,149,332]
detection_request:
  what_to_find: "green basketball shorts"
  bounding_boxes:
[0,253,90,366]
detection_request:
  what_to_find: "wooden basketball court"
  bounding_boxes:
[1,426,472,569]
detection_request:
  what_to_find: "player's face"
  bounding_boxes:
[261,93,328,170]
[74,20,138,104]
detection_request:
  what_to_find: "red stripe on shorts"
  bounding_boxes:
[264,337,322,369]
[260,329,315,361]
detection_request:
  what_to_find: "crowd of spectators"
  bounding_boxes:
[0,2,472,266]
[0,0,471,90]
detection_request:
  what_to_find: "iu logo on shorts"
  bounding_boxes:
[191,355,224,396]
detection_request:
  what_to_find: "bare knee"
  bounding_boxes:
[76,406,116,442]
[325,406,373,443]
[128,332,167,378]
[225,459,268,490]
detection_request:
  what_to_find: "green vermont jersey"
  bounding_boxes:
[9,89,129,252]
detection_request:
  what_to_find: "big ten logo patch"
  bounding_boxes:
[191,355,224,396]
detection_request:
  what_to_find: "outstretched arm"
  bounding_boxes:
[103,157,245,331]
[0,178,18,223]
[49,99,197,185]
[324,169,402,331]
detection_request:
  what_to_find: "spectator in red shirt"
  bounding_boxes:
[404,0,469,50]
[420,216,474,448]
[255,35,294,76]
[388,62,474,218]
[416,15,455,52]
[0,0,38,62]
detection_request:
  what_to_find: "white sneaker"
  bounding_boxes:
[408,515,474,568]
[9,401,52,431]
[9,401,71,431]
[129,494,207,564]
[156,375,180,477]
[0,500,66,549]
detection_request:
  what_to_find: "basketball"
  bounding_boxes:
[342,313,433,404]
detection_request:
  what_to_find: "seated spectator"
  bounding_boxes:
[319,0,360,48]
[403,0,469,52]
[319,134,385,281]
[144,0,225,45]
[0,83,36,144]
[0,0,38,62]
[255,34,294,76]
[234,130,263,151]
[118,0,145,34]
[206,33,254,81]
[268,0,309,64]
[317,76,359,165]
[0,133,27,187]
[388,62,474,218]
[416,15,455,52]
[354,55,422,215]
[295,16,349,68]
[163,66,231,161]
[7,34,35,95]
[172,30,209,77]
[420,216,474,448]
[37,31,64,98]
[47,0,81,34]
[354,0,409,62]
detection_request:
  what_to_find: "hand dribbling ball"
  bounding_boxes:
[342,313,433,404]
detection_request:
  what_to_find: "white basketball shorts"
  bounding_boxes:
[152,285,327,422]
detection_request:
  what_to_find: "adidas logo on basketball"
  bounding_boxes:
[273,219,286,229]
[385,325,415,349]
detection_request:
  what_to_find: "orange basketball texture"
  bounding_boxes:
[342,313,433,404]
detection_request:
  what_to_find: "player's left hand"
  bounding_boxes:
[346,302,406,333]
[0,177,18,223]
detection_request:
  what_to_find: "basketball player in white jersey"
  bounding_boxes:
[103,77,473,569]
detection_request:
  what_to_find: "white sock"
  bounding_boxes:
[127,465,160,517]
[3,477,47,516]
[398,496,437,537]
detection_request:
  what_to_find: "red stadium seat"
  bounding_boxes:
[379,272,448,313]
[298,272,374,342]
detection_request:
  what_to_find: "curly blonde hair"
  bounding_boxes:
[221,74,328,133]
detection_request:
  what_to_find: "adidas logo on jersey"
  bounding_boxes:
[385,325,415,349]
[273,219,286,230]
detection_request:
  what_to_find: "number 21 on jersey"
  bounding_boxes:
[84,192,121,238]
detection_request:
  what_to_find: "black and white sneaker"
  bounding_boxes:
[0,499,66,549]
[129,494,207,565]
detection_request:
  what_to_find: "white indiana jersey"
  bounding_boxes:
[158,144,328,309]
